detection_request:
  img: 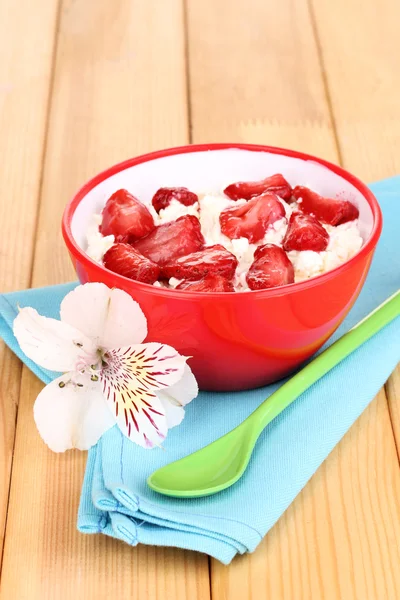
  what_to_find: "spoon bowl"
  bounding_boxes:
[148,421,257,497]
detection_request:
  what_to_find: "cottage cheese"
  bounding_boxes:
[157,199,200,224]
[85,192,363,291]
[288,221,363,282]
[86,214,114,262]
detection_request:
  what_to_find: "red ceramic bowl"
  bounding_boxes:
[62,144,382,391]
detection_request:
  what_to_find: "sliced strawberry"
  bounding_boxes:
[100,189,155,242]
[219,192,285,243]
[152,187,198,213]
[133,215,205,266]
[103,243,160,284]
[282,212,329,252]
[177,275,234,292]
[162,244,238,281]
[224,174,292,201]
[292,186,359,225]
[246,244,294,290]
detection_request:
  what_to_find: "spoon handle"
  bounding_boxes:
[249,289,400,437]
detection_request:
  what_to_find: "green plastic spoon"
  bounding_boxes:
[148,290,400,498]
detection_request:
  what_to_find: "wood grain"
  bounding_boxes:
[186,0,338,160]
[32,0,189,287]
[0,0,60,568]
[310,0,400,182]
[0,1,210,598]
[212,391,400,599]
[311,0,400,508]
[187,0,400,597]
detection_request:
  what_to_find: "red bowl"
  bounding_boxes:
[62,144,382,391]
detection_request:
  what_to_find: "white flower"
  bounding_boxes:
[13,283,198,452]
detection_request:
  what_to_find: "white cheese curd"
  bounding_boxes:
[277,196,294,218]
[86,191,364,292]
[288,250,325,283]
[322,222,363,272]
[198,194,242,245]
[262,217,288,245]
[230,238,257,291]
[168,277,183,289]
[85,214,114,263]
[228,219,289,290]
[325,220,363,258]
[289,220,363,282]
[157,199,200,224]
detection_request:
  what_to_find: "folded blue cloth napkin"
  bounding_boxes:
[1,177,399,564]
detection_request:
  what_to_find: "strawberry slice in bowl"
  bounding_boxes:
[100,189,155,242]
[224,174,292,201]
[103,243,160,284]
[292,186,359,225]
[283,212,329,252]
[246,244,295,290]
[220,192,286,244]
[162,244,238,281]
[152,187,198,213]
[133,215,205,266]
[177,275,235,292]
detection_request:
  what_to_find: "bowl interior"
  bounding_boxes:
[71,148,375,250]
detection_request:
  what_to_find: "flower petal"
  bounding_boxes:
[105,385,168,449]
[34,374,116,452]
[156,364,198,428]
[103,343,187,393]
[13,307,96,372]
[60,283,148,350]
[99,344,188,447]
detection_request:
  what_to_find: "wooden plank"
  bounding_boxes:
[187,0,400,597]
[310,0,400,455]
[0,0,60,568]
[311,0,400,465]
[0,1,210,598]
[186,0,338,160]
[310,0,400,182]
[32,0,190,287]
[212,390,400,600]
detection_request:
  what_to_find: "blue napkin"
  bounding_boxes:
[1,177,399,564]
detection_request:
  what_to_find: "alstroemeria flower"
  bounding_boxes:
[13,283,198,452]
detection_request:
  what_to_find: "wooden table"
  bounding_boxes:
[1,1,399,598]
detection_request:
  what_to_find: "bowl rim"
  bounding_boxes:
[62,142,383,299]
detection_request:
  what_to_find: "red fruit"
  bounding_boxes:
[292,186,359,225]
[219,192,285,243]
[246,244,294,290]
[100,189,155,242]
[133,215,205,266]
[177,275,235,293]
[282,212,329,252]
[103,243,160,284]
[224,174,292,201]
[162,244,238,281]
[152,187,198,213]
